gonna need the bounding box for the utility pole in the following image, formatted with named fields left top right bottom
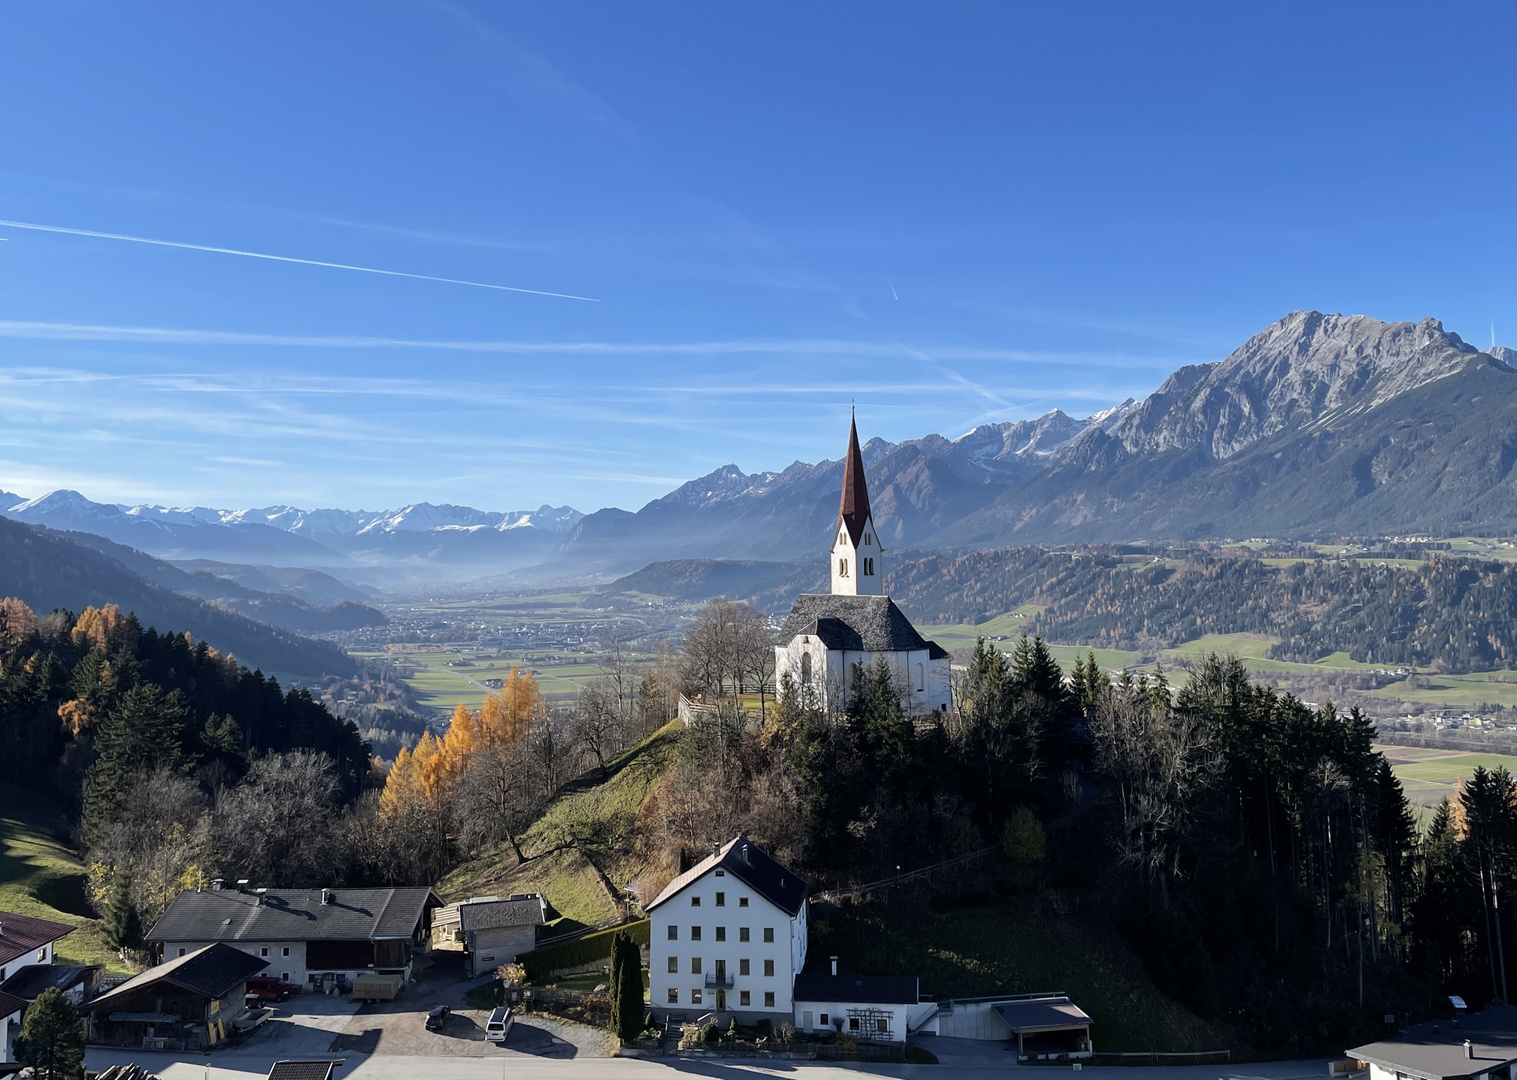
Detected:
left=1497, top=874, right=1511, bottom=1003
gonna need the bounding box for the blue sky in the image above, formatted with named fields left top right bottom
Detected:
left=1, top=2, right=1514, bottom=513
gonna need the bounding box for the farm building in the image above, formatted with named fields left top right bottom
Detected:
left=793, top=969, right=934, bottom=1044
left=145, top=883, right=441, bottom=993
left=1348, top=1003, right=1517, bottom=1080
left=81, top=943, right=267, bottom=1050
left=432, top=894, right=549, bottom=977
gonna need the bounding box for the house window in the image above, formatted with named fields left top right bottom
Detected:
left=691, top=926, right=702, bottom=941
left=739, top=897, right=749, bottom=908
left=691, top=896, right=701, bottom=906
left=692, top=989, right=703, bottom=1005
left=715, top=869, right=724, bottom=877
left=260, top=947, right=269, bottom=957
left=668, top=925, right=678, bottom=940
left=764, top=992, right=775, bottom=1008
left=282, top=972, right=290, bottom=982
left=691, top=958, right=701, bottom=974
left=741, top=990, right=751, bottom=1007
left=739, top=959, right=750, bottom=976
left=667, top=957, right=678, bottom=974
left=716, top=927, right=726, bottom=942
left=820, top=1013, right=829, bottom=1026
left=36, top=947, right=46, bottom=962
left=849, top=1018, right=860, bottom=1031
left=282, top=947, right=291, bottom=957
left=715, top=892, right=725, bottom=907
left=668, top=988, right=679, bottom=1004
left=876, top=1019, right=889, bottom=1033
left=739, top=927, right=750, bottom=942
left=764, top=959, right=775, bottom=977
left=178, top=948, right=187, bottom=957
left=763, top=928, right=774, bottom=943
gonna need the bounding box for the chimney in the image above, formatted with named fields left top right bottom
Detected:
left=830, top=956, right=838, bottom=976
left=321, top=889, right=333, bottom=906
left=211, top=879, right=223, bottom=891
left=236, top=879, right=250, bottom=893
left=741, top=843, right=750, bottom=864
left=1466, top=1040, right=1474, bottom=1060
left=255, top=888, right=267, bottom=905
left=712, top=841, right=720, bottom=859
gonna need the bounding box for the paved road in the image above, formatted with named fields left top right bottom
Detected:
left=85, top=1047, right=1335, bottom=1080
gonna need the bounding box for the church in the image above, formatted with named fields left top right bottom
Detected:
left=773, top=416, right=951, bottom=715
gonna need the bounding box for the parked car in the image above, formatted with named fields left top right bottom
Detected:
left=245, top=976, right=296, bottom=1002
left=425, top=1006, right=451, bottom=1033
left=485, top=1006, right=513, bottom=1043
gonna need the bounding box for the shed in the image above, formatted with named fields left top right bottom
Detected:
left=992, top=995, right=1093, bottom=1061
left=457, top=895, right=548, bottom=976
left=81, top=943, right=267, bottom=1050
left=1, top=963, right=99, bottom=1006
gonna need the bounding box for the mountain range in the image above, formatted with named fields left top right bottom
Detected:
left=9, top=311, right=1517, bottom=584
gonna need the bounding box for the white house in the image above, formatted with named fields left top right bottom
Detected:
left=793, top=968, right=935, bottom=1044
left=145, top=884, right=441, bottom=992
left=647, top=836, right=809, bottom=1027
left=774, top=416, right=951, bottom=716
left=0, top=909, right=73, bottom=1066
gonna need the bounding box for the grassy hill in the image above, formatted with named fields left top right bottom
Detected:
left=440, top=721, right=1222, bottom=1052
left=0, top=784, right=124, bottom=973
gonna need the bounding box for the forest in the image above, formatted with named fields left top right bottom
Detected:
left=887, top=547, right=1517, bottom=672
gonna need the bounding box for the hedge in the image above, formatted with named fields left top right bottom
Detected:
left=520, top=919, right=650, bottom=983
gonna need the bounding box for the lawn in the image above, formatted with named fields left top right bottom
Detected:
left=1373, top=746, right=1517, bottom=822
left=811, top=892, right=1222, bottom=1053
left=0, top=783, right=126, bottom=973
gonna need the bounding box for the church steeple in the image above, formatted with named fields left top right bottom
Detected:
left=830, top=412, right=882, bottom=596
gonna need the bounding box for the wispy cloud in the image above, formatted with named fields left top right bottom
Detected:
left=0, top=219, right=599, bottom=301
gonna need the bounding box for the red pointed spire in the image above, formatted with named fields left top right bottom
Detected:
left=838, top=411, right=872, bottom=546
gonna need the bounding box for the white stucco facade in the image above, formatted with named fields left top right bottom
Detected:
left=829, top=514, right=883, bottom=596
left=648, top=841, right=808, bottom=1027
left=774, top=635, right=951, bottom=716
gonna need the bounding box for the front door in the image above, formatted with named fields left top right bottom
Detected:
left=716, top=989, right=726, bottom=1012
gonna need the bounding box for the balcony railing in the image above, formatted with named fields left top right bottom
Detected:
left=703, top=972, right=734, bottom=989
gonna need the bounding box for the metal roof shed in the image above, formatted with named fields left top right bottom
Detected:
left=991, top=995, right=1093, bottom=1062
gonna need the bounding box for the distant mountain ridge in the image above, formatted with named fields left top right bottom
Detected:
left=12, top=311, right=1517, bottom=584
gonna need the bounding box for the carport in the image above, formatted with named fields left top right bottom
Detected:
left=991, top=995, right=1093, bottom=1062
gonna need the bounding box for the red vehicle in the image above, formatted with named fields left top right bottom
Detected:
left=245, top=975, right=297, bottom=1002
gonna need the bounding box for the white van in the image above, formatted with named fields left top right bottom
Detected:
left=486, top=1006, right=513, bottom=1043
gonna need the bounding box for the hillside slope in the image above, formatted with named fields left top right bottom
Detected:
left=0, top=517, right=356, bottom=677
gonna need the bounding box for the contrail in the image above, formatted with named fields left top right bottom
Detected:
left=888, top=276, right=900, bottom=302
left=0, top=218, right=599, bottom=302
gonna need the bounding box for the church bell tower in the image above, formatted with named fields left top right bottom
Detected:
left=830, top=413, right=882, bottom=596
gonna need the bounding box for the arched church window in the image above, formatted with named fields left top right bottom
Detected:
left=839, top=558, right=848, bottom=577
left=917, top=663, right=925, bottom=691
left=800, top=653, right=812, bottom=685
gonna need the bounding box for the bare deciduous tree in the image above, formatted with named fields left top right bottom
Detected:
left=212, top=750, right=341, bottom=888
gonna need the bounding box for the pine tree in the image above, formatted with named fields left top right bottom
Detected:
left=614, top=932, right=644, bottom=1041
left=608, top=929, right=625, bottom=1038
left=101, top=872, right=143, bottom=955
left=15, top=987, right=85, bottom=1080
left=82, top=683, right=190, bottom=844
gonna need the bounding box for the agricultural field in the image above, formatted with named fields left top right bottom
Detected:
left=1376, top=745, right=1517, bottom=819
left=348, top=645, right=632, bottom=711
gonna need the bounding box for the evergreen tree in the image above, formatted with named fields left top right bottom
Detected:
left=15, top=987, right=85, bottom=1080
left=614, top=932, right=644, bottom=1041
left=82, top=683, right=190, bottom=844
left=101, top=871, right=143, bottom=955
left=608, top=928, right=626, bottom=1038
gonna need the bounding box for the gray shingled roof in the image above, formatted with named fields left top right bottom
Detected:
left=0, top=989, right=25, bottom=1019
left=779, top=594, right=942, bottom=654
left=84, top=943, right=267, bottom=1011
left=648, top=835, right=810, bottom=917
left=459, top=896, right=547, bottom=933
left=0, top=963, right=93, bottom=1001
left=992, top=996, right=1092, bottom=1033
left=793, top=973, right=919, bottom=1005
left=1349, top=1004, right=1517, bottom=1080
left=145, top=887, right=440, bottom=945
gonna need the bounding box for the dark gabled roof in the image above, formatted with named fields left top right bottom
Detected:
left=459, top=896, right=547, bottom=933
left=837, top=414, right=873, bottom=547
left=267, top=1061, right=341, bottom=1080
left=779, top=594, right=937, bottom=654
left=84, top=943, right=267, bottom=1012
left=0, top=909, right=74, bottom=968
left=1349, top=1004, right=1517, bottom=1080
left=793, top=973, right=919, bottom=1006
left=145, top=886, right=440, bottom=945
left=0, top=964, right=93, bottom=1001
left=0, top=989, right=26, bottom=1019
left=992, top=996, right=1092, bottom=1033
left=648, top=835, right=810, bottom=917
